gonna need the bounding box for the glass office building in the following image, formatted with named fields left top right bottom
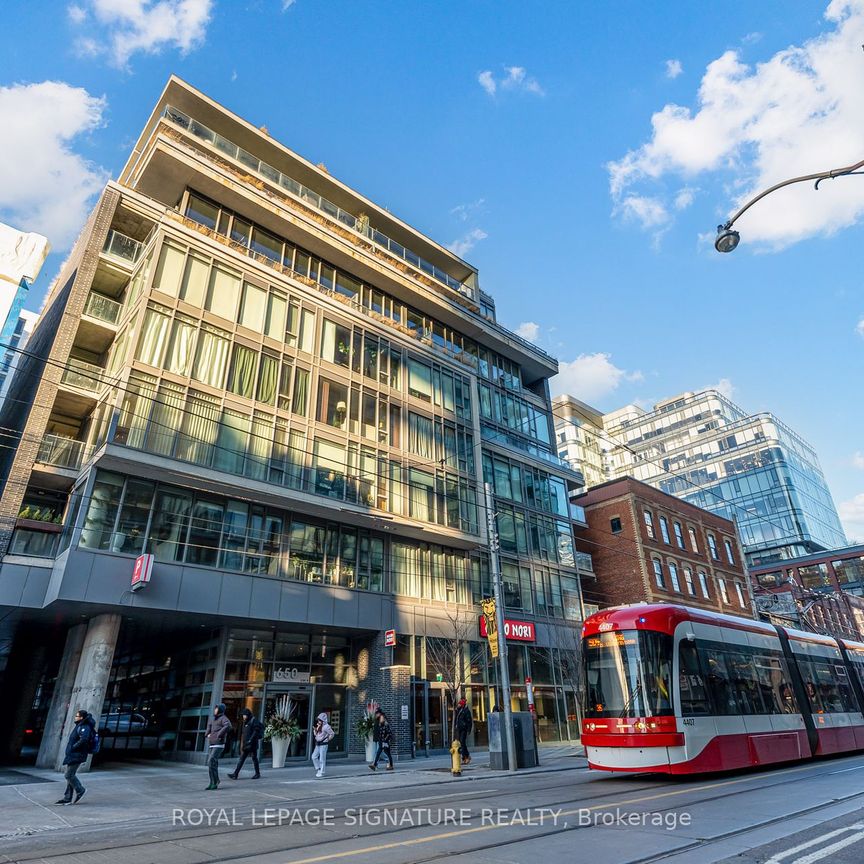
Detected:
left=602, top=389, right=846, bottom=566
left=0, top=77, right=586, bottom=765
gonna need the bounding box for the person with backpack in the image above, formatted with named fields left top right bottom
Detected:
left=368, top=709, right=394, bottom=771
left=205, top=703, right=231, bottom=790
left=311, top=712, right=335, bottom=778
left=55, top=708, right=96, bottom=805
left=454, top=697, right=473, bottom=764
left=228, top=708, right=263, bottom=780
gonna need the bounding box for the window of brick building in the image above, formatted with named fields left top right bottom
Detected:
left=688, top=526, right=699, bottom=553
left=668, top=561, right=681, bottom=592
left=673, top=521, right=686, bottom=549
left=718, top=577, right=729, bottom=604
left=610, top=517, right=622, bottom=534
left=707, top=533, right=719, bottom=561
left=659, top=516, right=671, bottom=544
left=698, top=571, right=709, bottom=598
left=683, top=567, right=695, bottom=595
left=644, top=511, right=655, bottom=539
left=724, top=538, right=735, bottom=565
left=652, top=558, right=665, bottom=589
left=735, top=582, right=746, bottom=607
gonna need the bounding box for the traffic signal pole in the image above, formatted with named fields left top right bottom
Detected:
left=485, top=482, right=518, bottom=773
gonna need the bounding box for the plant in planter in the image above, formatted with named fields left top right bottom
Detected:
left=264, top=696, right=301, bottom=768
left=356, top=702, right=379, bottom=763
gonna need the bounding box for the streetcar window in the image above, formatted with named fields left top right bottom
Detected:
left=679, top=640, right=711, bottom=715
left=582, top=630, right=674, bottom=718
left=754, top=656, right=798, bottom=715
left=795, top=657, right=858, bottom=714
left=725, top=649, right=767, bottom=715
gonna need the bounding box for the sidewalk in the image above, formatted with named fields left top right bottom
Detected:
left=0, top=742, right=586, bottom=842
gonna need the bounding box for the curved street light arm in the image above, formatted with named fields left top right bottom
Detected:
left=722, top=157, right=864, bottom=230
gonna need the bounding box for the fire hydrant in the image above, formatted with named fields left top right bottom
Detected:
left=450, top=739, right=462, bottom=776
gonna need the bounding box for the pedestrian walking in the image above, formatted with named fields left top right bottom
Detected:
left=228, top=708, right=263, bottom=780
left=455, top=698, right=473, bottom=764
left=368, top=709, right=394, bottom=771
left=55, top=708, right=96, bottom=805
left=205, top=703, right=231, bottom=790
left=311, top=712, right=335, bottom=778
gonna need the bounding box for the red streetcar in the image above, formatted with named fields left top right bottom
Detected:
left=581, top=604, right=864, bottom=774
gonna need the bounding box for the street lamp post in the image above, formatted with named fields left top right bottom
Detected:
left=714, top=156, right=864, bottom=253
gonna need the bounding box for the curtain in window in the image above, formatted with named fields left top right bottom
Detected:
left=116, top=372, right=156, bottom=448
left=137, top=307, right=170, bottom=367
left=408, top=412, right=434, bottom=460
left=257, top=354, right=278, bottom=405
left=165, top=317, right=196, bottom=375
left=147, top=490, right=191, bottom=561
left=180, top=255, right=208, bottom=306
left=292, top=368, right=309, bottom=415
left=240, top=282, right=267, bottom=330
left=265, top=294, right=286, bottom=339
left=409, top=468, right=434, bottom=522
left=214, top=409, right=250, bottom=474
left=228, top=344, right=257, bottom=399
left=246, top=414, right=273, bottom=480
left=408, top=359, right=432, bottom=401
left=176, top=392, right=220, bottom=466
left=192, top=326, right=230, bottom=388
left=153, top=243, right=185, bottom=297
left=206, top=266, right=241, bottom=320
left=144, top=381, right=184, bottom=456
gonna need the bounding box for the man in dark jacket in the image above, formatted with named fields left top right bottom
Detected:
left=455, top=698, right=473, bottom=764
left=228, top=708, right=263, bottom=779
left=369, top=710, right=394, bottom=771
left=55, top=709, right=94, bottom=805
left=205, top=703, right=231, bottom=790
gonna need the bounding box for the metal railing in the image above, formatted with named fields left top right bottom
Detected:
left=83, top=292, right=122, bottom=326
left=102, top=229, right=142, bottom=264
left=161, top=106, right=474, bottom=302
left=61, top=358, right=104, bottom=394
left=36, top=434, right=87, bottom=470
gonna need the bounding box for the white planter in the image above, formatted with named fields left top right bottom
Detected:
left=364, top=736, right=376, bottom=763
left=271, top=737, right=289, bottom=769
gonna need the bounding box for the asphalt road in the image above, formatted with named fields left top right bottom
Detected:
left=4, top=751, right=864, bottom=864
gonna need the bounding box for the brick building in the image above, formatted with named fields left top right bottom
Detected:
left=573, top=477, right=752, bottom=615
left=749, top=544, right=864, bottom=640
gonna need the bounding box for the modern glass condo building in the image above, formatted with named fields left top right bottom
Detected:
left=0, top=78, right=586, bottom=765
left=601, top=389, right=846, bottom=566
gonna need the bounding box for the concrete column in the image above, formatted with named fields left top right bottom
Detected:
left=54, top=613, right=121, bottom=772
left=36, top=623, right=87, bottom=769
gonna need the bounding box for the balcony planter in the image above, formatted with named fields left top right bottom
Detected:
left=15, top=519, right=62, bottom=533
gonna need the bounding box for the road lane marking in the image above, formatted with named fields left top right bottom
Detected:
left=788, top=828, right=864, bottom=864
left=373, top=790, right=498, bottom=808
left=283, top=762, right=848, bottom=864
left=828, top=765, right=864, bottom=774
left=765, top=823, right=864, bottom=863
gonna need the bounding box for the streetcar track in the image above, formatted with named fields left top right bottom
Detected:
left=7, top=756, right=864, bottom=864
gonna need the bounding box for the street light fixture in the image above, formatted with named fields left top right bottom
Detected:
left=713, top=156, right=864, bottom=253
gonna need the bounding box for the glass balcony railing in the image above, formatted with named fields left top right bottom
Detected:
left=162, top=106, right=474, bottom=302
left=83, top=292, right=122, bottom=326
left=61, top=359, right=104, bottom=394
left=102, top=229, right=142, bottom=265
left=576, top=550, right=593, bottom=572
left=36, top=434, right=87, bottom=470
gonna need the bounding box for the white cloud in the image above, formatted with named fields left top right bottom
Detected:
left=478, top=71, right=497, bottom=96
left=70, top=0, right=213, bottom=68
left=674, top=187, right=696, bottom=210
left=551, top=353, right=643, bottom=402
left=618, top=194, right=668, bottom=229
left=450, top=198, right=485, bottom=222
left=0, top=81, right=109, bottom=249
left=665, top=59, right=683, bottom=79
left=853, top=452, right=864, bottom=469
left=478, top=66, right=544, bottom=97
left=839, top=493, right=864, bottom=542
left=856, top=318, right=864, bottom=337
left=608, top=1, right=864, bottom=248
left=515, top=322, right=540, bottom=342
left=448, top=227, right=488, bottom=258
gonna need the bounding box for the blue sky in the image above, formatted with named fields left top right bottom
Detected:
left=2, top=0, right=863, bottom=537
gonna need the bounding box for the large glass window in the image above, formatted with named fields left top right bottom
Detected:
left=239, top=282, right=267, bottom=331
left=114, top=480, right=155, bottom=555
left=145, top=381, right=184, bottom=456
left=227, top=343, right=257, bottom=399
left=80, top=472, right=124, bottom=550
left=192, top=325, right=230, bottom=388
left=137, top=306, right=170, bottom=367
left=205, top=265, right=241, bottom=320
left=147, top=488, right=191, bottom=561
left=176, top=392, right=220, bottom=466
left=214, top=410, right=251, bottom=474
left=180, top=254, right=209, bottom=306
left=153, top=242, right=185, bottom=297
left=165, top=315, right=196, bottom=376
left=317, top=378, right=349, bottom=430
left=583, top=630, right=674, bottom=718
left=186, top=498, right=224, bottom=566
left=321, top=319, right=351, bottom=367
left=408, top=358, right=433, bottom=402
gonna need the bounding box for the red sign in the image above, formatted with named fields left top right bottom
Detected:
left=384, top=629, right=396, bottom=647
left=131, top=554, right=154, bottom=592
left=478, top=616, right=535, bottom=642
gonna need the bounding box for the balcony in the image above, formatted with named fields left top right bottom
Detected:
left=102, top=229, right=142, bottom=266
left=36, top=434, right=88, bottom=470
left=161, top=106, right=474, bottom=303
left=83, top=291, right=122, bottom=326
left=61, top=359, right=104, bottom=394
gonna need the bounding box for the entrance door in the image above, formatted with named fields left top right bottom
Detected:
left=428, top=686, right=448, bottom=749
left=262, top=686, right=312, bottom=760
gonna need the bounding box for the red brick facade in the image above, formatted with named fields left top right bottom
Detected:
left=574, top=477, right=751, bottom=616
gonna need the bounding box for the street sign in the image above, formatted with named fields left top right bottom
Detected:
left=384, top=629, right=396, bottom=647
left=131, top=554, right=153, bottom=592
left=401, top=704, right=409, bottom=720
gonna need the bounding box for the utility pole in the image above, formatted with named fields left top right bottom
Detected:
left=484, top=482, right=517, bottom=773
